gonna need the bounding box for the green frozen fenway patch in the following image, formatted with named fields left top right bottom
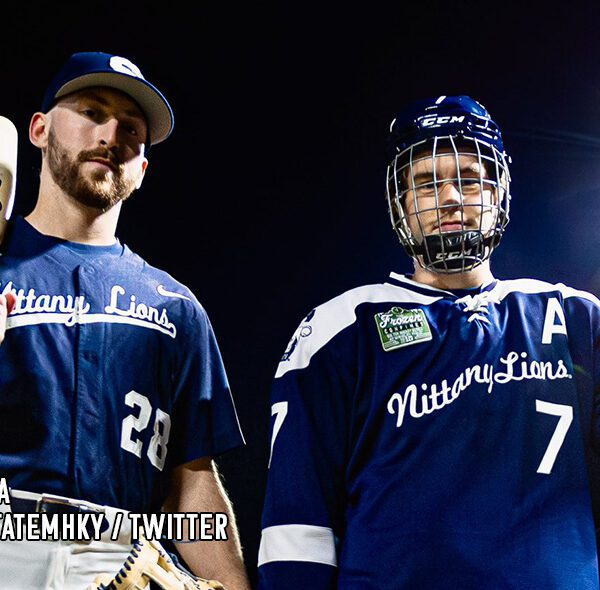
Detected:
left=374, top=307, right=432, bottom=351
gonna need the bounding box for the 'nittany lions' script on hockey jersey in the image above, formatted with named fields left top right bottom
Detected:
left=259, top=272, right=600, bottom=589
left=0, top=217, right=244, bottom=512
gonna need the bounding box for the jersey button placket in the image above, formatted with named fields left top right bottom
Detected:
left=73, top=264, right=101, bottom=494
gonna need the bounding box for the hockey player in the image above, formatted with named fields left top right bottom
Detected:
left=258, top=95, right=600, bottom=589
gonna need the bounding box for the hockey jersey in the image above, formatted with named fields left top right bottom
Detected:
left=258, top=272, right=600, bottom=589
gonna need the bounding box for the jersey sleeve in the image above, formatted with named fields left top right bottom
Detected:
left=258, top=309, right=355, bottom=590
left=559, top=288, right=600, bottom=543
left=168, top=302, right=244, bottom=467
left=589, top=300, right=600, bottom=448
left=560, top=290, right=600, bottom=449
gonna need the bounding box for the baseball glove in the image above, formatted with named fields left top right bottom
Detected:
left=89, top=535, right=226, bottom=590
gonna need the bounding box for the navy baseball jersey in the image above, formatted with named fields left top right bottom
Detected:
left=0, top=217, right=244, bottom=513
left=258, top=272, right=600, bottom=589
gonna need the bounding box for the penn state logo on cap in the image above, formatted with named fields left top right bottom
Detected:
left=108, top=56, right=144, bottom=79
left=41, top=52, right=174, bottom=146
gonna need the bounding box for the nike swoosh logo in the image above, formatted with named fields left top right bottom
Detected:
left=157, top=285, right=191, bottom=301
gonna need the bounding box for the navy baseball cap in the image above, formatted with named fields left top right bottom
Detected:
left=41, top=52, right=174, bottom=145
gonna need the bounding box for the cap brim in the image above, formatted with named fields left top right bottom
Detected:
left=54, top=72, right=174, bottom=145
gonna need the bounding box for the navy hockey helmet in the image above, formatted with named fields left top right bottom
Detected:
left=386, top=95, right=511, bottom=274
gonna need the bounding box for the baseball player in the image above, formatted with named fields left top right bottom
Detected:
left=0, top=52, right=250, bottom=590
left=258, top=95, right=600, bottom=588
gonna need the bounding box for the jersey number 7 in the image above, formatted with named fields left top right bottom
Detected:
left=535, top=399, right=573, bottom=475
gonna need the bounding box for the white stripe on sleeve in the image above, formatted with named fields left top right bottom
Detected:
left=258, top=524, right=337, bottom=567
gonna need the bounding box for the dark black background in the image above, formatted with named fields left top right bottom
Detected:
left=5, top=2, right=600, bottom=586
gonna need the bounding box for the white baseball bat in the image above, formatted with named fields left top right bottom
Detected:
left=0, top=116, right=17, bottom=244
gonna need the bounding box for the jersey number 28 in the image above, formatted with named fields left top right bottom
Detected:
left=121, top=390, right=172, bottom=471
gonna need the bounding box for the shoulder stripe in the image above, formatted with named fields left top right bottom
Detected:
left=258, top=524, right=337, bottom=568
left=157, top=284, right=192, bottom=301
left=275, top=283, right=442, bottom=378
left=492, top=279, right=600, bottom=306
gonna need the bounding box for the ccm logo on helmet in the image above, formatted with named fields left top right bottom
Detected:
left=421, top=115, right=466, bottom=127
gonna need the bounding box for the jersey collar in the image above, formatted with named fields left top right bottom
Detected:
left=5, top=216, right=124, bottom=258
left=387, top=272, right=498, bottom=299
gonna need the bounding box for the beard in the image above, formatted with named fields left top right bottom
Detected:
left=47, top=128, right=139, bottom=212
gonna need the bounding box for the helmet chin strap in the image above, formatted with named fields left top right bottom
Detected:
left=412, top=231, right=493, bottom=273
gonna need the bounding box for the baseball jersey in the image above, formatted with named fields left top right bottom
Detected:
left=258, top=272, right=600, bottom=589
left=0, top=216, right=244, bottom=513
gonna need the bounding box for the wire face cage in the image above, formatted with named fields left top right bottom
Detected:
left=386, top=134, right=511, bottom=274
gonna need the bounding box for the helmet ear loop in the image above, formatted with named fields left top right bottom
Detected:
left=480, top=144, right=509, bottom=253
left=474, top=138, right=487, bottom=270
left=495, top=156, right=511, bottom=232
left=385, top=164, right=400, bottom=236
left=387, top=156, right=420, bottom=262
left=400, top=146, right=426, bottom=265
left=488, top=175, right=508, bottom=251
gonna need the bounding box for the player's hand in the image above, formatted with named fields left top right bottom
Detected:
left=0, top=293, right=16, bottom=344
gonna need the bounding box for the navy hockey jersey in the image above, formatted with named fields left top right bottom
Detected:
left=0, top=217, right=244, bottom=513
left=258, top=272, right=600, bottom=589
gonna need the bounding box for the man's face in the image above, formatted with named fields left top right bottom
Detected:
left=45, top=87, right=148, bottom=211
left=401, top=149, right=499, bottom=242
